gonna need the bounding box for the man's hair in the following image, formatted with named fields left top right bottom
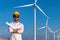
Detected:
left=13, top=15, right=19, bottom=18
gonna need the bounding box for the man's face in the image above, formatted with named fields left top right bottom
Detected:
left=13, top=15, right=19, bottom=21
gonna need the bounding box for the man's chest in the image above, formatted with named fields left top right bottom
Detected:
left=11, top=23, right=22, bottom=29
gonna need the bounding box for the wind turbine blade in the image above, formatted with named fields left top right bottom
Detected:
left=54, top=30, right=58, bottom=33
left=38, top=27, right=45, bottom=30
left=47, top=27, right=53, bottom=33
left=14, top=4, right=34, bottom=8
left=35, top=0, right=37, bottom=3
left=36, top=5, right=48, bottom=17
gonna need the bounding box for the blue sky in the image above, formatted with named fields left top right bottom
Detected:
left=0, top=0, right=60, bottom=40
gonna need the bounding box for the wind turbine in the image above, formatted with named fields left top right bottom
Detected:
left=52, top=30, right=58, bottom=40
left=38, top=21, right=54, bottom=40
left=57, top=35, right=60, bottom=40
left=57, top=32, right=60, bottom=40
left=39, top=26, right=58, bottom=40
left=14, top=0, right=48, bottom=40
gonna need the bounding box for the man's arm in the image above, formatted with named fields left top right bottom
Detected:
left=9, top=27, right=21, bottom=34
left=6, top=22, right=21, bottom=34
left=12, top=29, right=21, bottom=34
left=17, top=24, right=24, bottom=34
left=13, top=29, right=18, bottom=33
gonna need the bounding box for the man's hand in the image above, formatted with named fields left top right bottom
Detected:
left=13, top=29, right=18, bottom=33
left=13, top=28, right=21, bottom=34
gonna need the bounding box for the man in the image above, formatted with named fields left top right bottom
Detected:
left=8, top=11, right=24, bottom=40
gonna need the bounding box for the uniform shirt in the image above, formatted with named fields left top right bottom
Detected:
left=9, top=22, right=24, bottom=34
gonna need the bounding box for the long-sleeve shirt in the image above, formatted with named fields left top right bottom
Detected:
left=8, top=22, right=24, bottom=40
left=9, top=22, right=24, bottom=34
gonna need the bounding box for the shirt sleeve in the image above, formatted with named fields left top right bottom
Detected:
left=17, top=24, right=24, bottom=34
left=9, top=27, right=13, bottom=33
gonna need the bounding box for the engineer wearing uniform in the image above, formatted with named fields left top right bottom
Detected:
left=8, top=11, right=24, bottom=40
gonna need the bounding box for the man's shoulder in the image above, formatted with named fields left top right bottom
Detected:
left=18, top=22, right=24, bottom=27
left=10, top=22, right=24, bottom=26
left=19, top=22, right=24, bottom=26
